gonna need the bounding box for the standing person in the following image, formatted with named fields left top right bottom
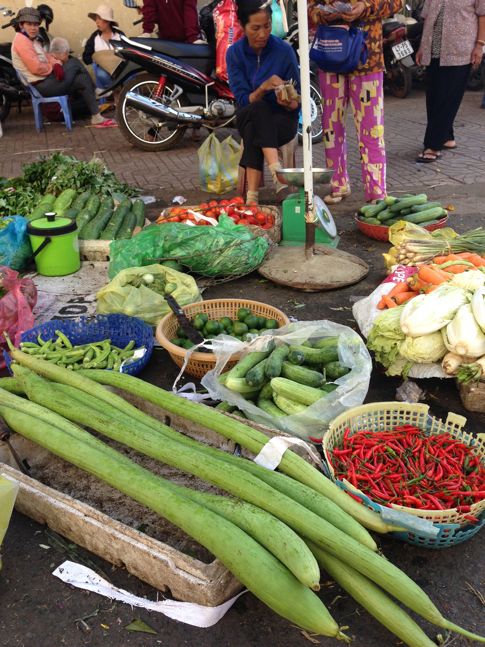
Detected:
left=226, top=0, right=301, bottom=204
left=310, top=0, right=403, bottom=204
left=82, top=4, right=124, bottom=91
left=415, top=0, right=485, bottom=162
left=11, top=7, right=116, bottom=128
left=140, top=0, right=201, bottom=42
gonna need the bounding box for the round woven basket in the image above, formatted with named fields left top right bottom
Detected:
left=155, top=298, right=290, bottom=379
left=324, top=402, right=485, bottom=549
left=355, top=215, right=448, bottom=242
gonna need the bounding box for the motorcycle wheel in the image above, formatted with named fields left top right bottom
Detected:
left=298, top=80, right=323, bottom=144
left=117, top=74, right=187, bottom=152
left=388, top=63, right=412, bottom=99
left=0, top=92, right=11, bottom=122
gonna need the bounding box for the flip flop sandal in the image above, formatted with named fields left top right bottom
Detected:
left=416, top=151, right=440, bottom=163
left=324, top=189, right=351, bottom=205
left=94, top=119, right=118, bottom=129
left=443, top=143, right=458, bottom=150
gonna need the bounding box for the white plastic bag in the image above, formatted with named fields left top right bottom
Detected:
left=201, top=321, right=372, bottom=440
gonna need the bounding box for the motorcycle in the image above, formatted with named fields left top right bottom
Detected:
left=382, top=18, right=414, bottom=98
left=108, top=1, right=323, bottom=151
left=0, top=4, right=53, bottom=122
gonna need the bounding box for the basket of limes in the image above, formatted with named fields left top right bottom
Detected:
left=155, top=299, right=290, bottom=378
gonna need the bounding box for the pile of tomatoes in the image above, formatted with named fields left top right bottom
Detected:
left=156, top=196, right=275, bottom=230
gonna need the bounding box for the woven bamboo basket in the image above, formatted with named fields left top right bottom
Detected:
left=323, top=402, right=485, bottom=548
left=459, top=378, right=485, bottom=413
left=159, top=205, right=282, bottom=243
left=156, top=298, right=289, bottom=379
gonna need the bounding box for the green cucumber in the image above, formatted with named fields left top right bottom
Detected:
left=131, top=199, right=146, bottom=228
left=257, top=398, right=287, bottom=418
left=271, top=377, right=326, bottom=406
left=358, top=201, right=387, bottom=218
left=53, top=189, right=77, bottom=216
left=410, top=201, right=442, bottom=212
left=281, top=362, right=325, bottom=388
left=246, top=359, right=269, bottom=388
left=273, top=393, right=307, bottom=415
left=376, top=209, right=394, bottom=222
left=288, top=344, right=338, bottom=366
left=116, top=211, right=137, bottom=240
left=401, top=207, right=447, bottom=224
left=265, top=344, right=290, bottom=379
left=389, top=194, right=428, bottom=213
left=72, top=190, right=92, bottom=211
left=225, top=348, right=273, bottom=381
left=324, top=361, right=350, bottom=380
left=79, top=197, right=114, bottom=240
left=258, top=382, right=274, bottom=400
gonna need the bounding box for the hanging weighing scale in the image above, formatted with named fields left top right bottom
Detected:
left=278, top=168, right=339, bottom=247
left=257, top=0, right=368, bottom=291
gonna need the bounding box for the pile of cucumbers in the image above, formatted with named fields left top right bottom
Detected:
left=358, top=193, right=448, bottom=228
left=171, top=307, right=280, bottom=351
left=28, top=189, right=146, bottom=240
left=218, top=336, right=350, bottom=418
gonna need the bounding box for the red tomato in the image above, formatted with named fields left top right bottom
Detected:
left=208, top=200, right=218, bottom=207
left=238, top=218, right=249, bottom=225
left=261, top=223, right=272, bottom=229
left=256, top=213, right=267, bottom=224
left=247, top=216, right=257, bottom=225
left=227, top=215, right=239, bottom=223
left=167, top=216, right=180, bottom=222
left=233, top=196, right=245, bottom=205
left=199, top=202, right=208, bottom=210
left=206, top=209, right=216, bottom=218
left=226, top=206, right=235, bottom=216
left=219, top=199, right=229, bottom=206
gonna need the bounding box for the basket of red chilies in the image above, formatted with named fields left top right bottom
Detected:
left=323, top=402, right=485, bottom=548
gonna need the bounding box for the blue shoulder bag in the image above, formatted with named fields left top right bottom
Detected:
left=310, top=24, right=368, bottom=74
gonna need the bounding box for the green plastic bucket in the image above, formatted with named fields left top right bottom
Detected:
left=27, top=212, right=81, bottom=276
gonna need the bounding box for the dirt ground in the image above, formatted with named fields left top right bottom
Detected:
left=1, top=186, right=485, bottom=644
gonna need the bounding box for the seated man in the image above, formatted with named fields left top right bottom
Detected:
left=11, top=7, right=115, bottom=128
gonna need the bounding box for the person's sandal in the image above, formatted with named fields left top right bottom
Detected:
left=323, top=188, right=351, bottom=205
left=416, top=150, right=440, bottom=163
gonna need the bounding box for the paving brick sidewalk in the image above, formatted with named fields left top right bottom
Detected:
left=0, top=88, right=484, bottom=201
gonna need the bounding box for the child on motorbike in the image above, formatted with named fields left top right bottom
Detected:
left=227, top=0, right=301, bottom=204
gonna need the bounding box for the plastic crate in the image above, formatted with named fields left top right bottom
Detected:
left=19, top=314, right=154, bottom=375
left=323, top=402, right=484, bottom=549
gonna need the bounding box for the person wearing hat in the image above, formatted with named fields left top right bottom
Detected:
left=11, top=6, right=116, bottom=127
left=82, top=4, right=124, bottom=91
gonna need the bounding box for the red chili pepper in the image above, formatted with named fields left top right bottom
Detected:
left=462, top=514, right=480, bottom=524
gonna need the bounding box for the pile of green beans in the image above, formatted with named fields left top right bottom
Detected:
left=19, top=331, right=138, bottom=371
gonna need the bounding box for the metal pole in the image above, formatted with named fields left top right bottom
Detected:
left=295, top=0, right=315, bottom=254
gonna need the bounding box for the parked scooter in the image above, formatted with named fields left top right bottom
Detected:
left=0, top=4, right=53, bottom=121
left=108, top=0, right=323, bottom=151
left=382, top=17, right=414, bottom=98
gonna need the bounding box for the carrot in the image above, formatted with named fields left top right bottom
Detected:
left=417, top=266, right=449, bottom=286
left=383, top=295, right=398, bottom=309
left=433, top=254, right=461, bottom=264
left=465, top=254, right=485, bottom=268
left=442, top=264, right=468, bottom=274
left=428, top=265, right=454, bottom=280
left=393, top=291, right=416, bottom=305
left=387, top=282, right=410, bottom=298
left=377, top=296, right=387, bottom=310
left=407, top=275, right=428, bottom=292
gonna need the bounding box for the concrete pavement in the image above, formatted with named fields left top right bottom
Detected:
left=1, top=88, right=484, bottom=203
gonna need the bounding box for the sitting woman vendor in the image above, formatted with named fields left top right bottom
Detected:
left=226, top=0, right=301, bottom=204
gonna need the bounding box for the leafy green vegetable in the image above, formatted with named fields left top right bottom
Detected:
left=399, top=332, right=447, bottom=364
left=366, top=305, right=405, bottom=372
left=22, top=153, right=139, bottom=197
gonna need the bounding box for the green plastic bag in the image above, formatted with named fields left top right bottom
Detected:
left=198, top=133, right=241, bottom=194
left=96, top=264, right=201, bottom=325
left=108, top=215, right=269, bottom=280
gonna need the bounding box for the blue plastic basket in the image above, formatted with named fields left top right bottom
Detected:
left=18, top=314, right=154, bottom=375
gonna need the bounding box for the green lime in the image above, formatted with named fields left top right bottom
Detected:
left=204, top=320, right=222, bottom=335
left=176, top=326, right=187, bottom=338
left=192, top=314, right=206, bottom=330
left=248, top=328, right=259, bottom=335
left=194, top=312, right=208, bottom=325
left=181, top=339, right=194, bottom=349
left=237, top=307, right=251, bottom=322
left=219, top=316, right=233, bottom=331
left=265, top=318, right=279, bottom=330
left=171, top=337, right=184, bottom=347
left=244, top=314, right=259, bottom=329
left=233, top=321, right=248, bottom=336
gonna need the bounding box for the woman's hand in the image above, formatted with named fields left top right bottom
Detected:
left=471, top=43, right=484, bottom=67
left=276, top=94, right=299, bottom=110
left=341, top=1, right=366, bottom=22
left=415, top=48, right=424, bottom=66
left=260, top=75, right=285, bottom=93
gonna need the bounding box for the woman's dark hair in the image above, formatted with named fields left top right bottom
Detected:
left=236, top=0, right=272, bottom=27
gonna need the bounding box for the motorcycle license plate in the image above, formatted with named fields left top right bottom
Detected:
left=392, top=40, right=414, bottom=61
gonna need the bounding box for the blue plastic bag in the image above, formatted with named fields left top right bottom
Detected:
left=310, top=24, right=368, bottom=74
left=0, top=216, right=32, bottom=271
